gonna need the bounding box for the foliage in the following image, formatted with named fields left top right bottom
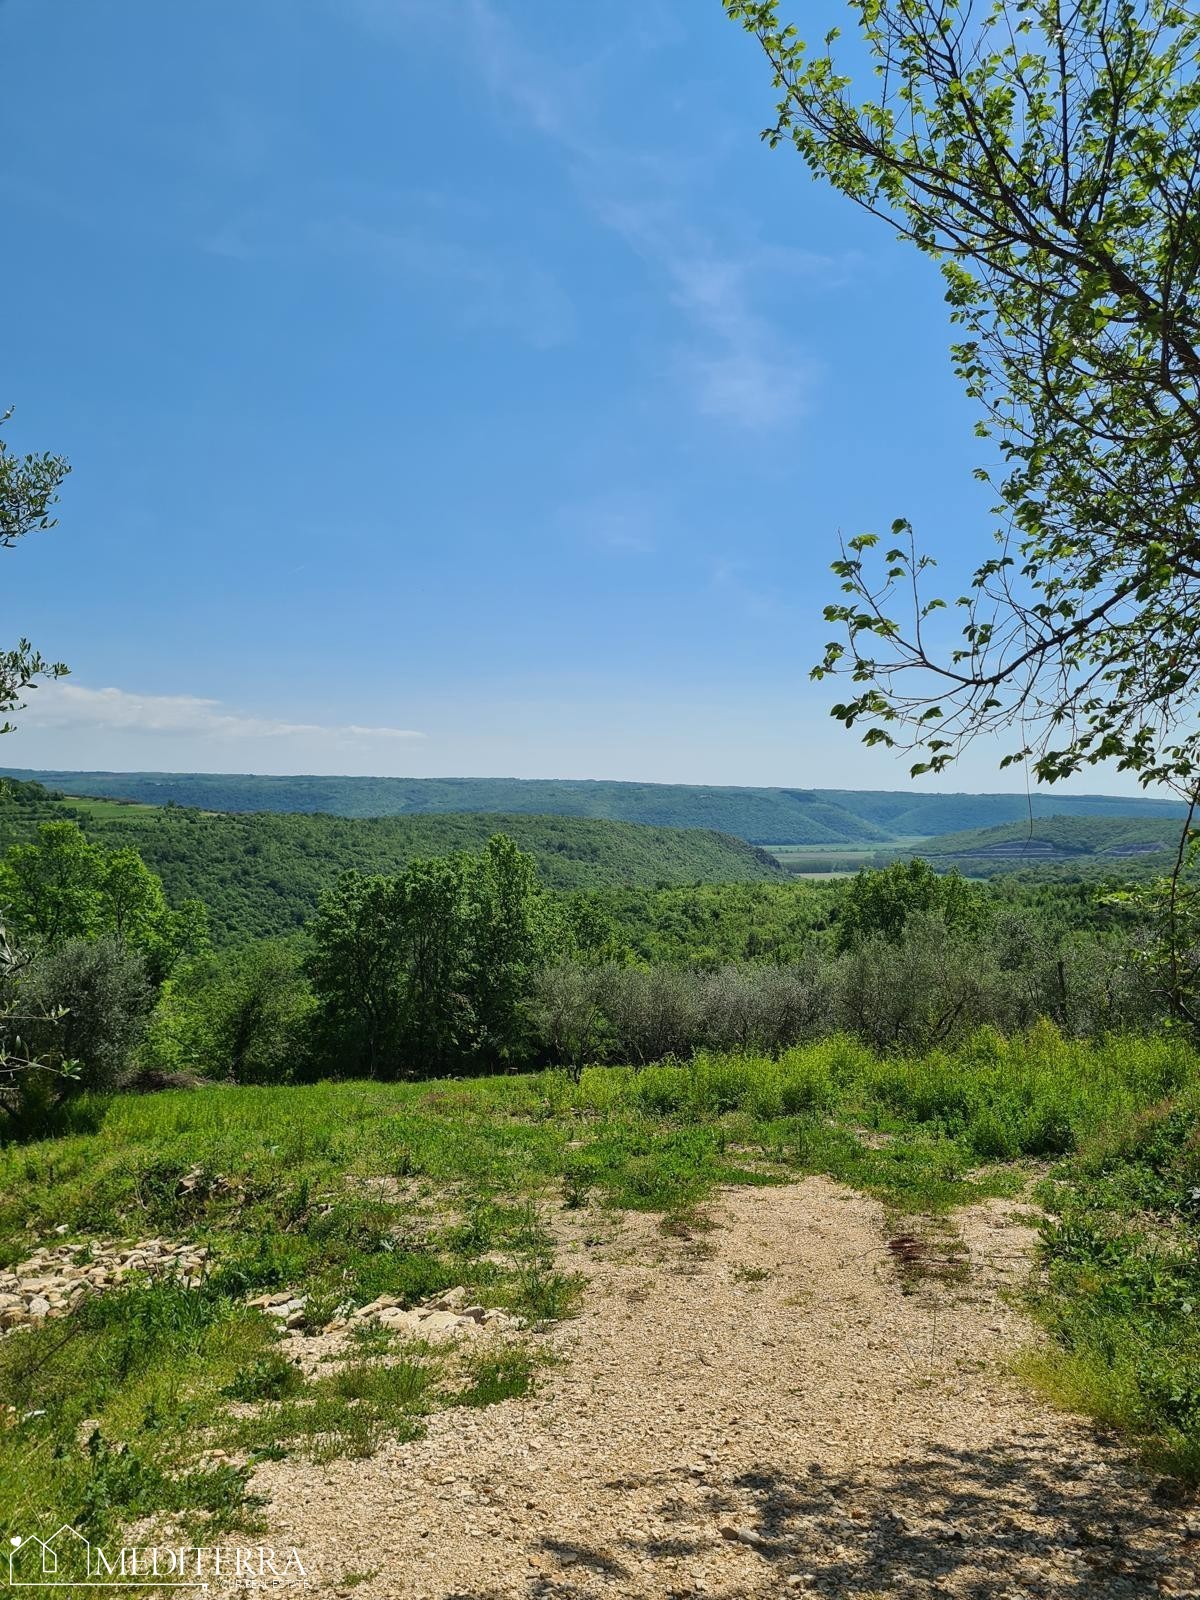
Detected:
left=728, top=0, right=1200, bottom=791
left=0, top=819, right=202, bottom=1121
left=141, top=941, right=314, bottom=1085
left=527, top=962, right=612, bottom=1079
left=531, top=921, right=1155, bottom=1066
left=15, top=937, right=154, bottom=1094
left=107, top=850, right=1162, bottom=1086
left=308, top=836, right=565, bottom=1077
left=568, top=880, right=838, bottom=965
left=0, top=792, right=777, bottom=944
left=1027, top=1089, right=1200, bottom=1480
left=468, top=833, right=568, bottom=1062
left=1, top=767, right=1186, bottom=843
left=0, top=820, right=206, bottom=978
left=0, top=415, right=69, bottom=735
left=834, top=858, right=985, bottom=952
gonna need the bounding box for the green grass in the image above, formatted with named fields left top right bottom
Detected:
left=2, top=1026, right=1198, bottom=1543
left=59, top=795, right=159, bottom=821
left=1021, top=1091, right=1200, bottom=1482
left=766, top=836, right=928, bottom=870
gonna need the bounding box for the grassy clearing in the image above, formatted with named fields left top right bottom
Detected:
left=1, top=1025, right=1198, bottom=1541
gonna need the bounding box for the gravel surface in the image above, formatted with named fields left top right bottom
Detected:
left=234, top=1178, right=1200, bottom=1598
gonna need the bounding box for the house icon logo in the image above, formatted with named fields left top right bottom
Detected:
left=5, top=1527, right=303, bottom=1588
left=8, top=1526, right=93, bottom=1586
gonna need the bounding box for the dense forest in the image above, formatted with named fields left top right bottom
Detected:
left=0, top=768, right=1184, bottom=842
left=0, top=785, right=1162, bottom=1105
left=0, top=782, right=781, bottom=942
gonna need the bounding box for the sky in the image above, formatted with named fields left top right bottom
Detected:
left=0, top=0, right=1146, bottom=793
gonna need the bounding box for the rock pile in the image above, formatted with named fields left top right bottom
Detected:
left=0, top=1237, right=210, bottom=1331
left=246, top=1283, right=523, bottom=1340
left=351, top=1291, right=522, bottom=1340
left=246, top=1291, right=312, bottom=1330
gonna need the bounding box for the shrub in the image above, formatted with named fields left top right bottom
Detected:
left=17, top=937, right=153, bottom=1093
left=141, top=942, right=313, bottom=1085
left=528, top=963, right=611, bottom=1078
left=834, top=915, right=1010, bottom=1052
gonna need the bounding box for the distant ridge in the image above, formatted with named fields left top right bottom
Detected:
left=0, top=769, right=1185, bottom=844
left=0, top=780, right=781, bottom=942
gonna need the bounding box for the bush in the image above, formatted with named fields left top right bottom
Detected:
left=834, top=915, right=1011, bottom=1052
left=531, top=903, right=1155, bottom=1075
left=601, top=966, right=705, bottom=1065
left=17, top=937, right=153, bottom=1093
left=528, top=963, right=611, bottom=1078
left=141, top=941, right=313, bottom=1085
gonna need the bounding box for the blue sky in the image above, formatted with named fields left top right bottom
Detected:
left=0, top=0, right=1140, bottom=791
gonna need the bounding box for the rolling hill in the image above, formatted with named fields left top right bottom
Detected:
left=912, top=815, right=1181, bottom=878
left=0, top=783, right=782, bottom=942
left=0, top=769, right=1185, bottom=842
left=809, top=788, right=1186, bottom=836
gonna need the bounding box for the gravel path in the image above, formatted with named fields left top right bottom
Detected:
left=244, top=1178, right=1200, bottom=1598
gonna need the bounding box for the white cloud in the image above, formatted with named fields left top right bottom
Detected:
left=20, top=684, right=424, bottom=744
left=596, top=202, right=817, bottom=428
left=345, top=0, right=822, bottom=428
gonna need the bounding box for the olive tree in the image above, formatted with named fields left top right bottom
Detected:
left=0, top=410, right=69, bottom=732
left=0, top=410, right=70, bottom=1113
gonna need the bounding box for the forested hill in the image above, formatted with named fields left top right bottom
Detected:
left=0, top=784, right=781, bottom=942
left=0, top=769, right=1185, bottom=842
left=913, top=814, right=1181, bottom=877
left=809, top=788, right=1186, bottom=836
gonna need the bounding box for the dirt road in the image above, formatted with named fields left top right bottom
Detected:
left=247, top=1178, right=1199, bottom=1598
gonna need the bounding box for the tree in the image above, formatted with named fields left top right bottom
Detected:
left=0, top=822, right=206, bottom=977
left=0, top=411, right=69, bottom=733
left=835, top=914, right=1008, bottom=1051
left=0, top=413, right=70, bottom=1113
left=725, top=0, right=1200, bottom=793
left=142, top=941, right=314, bottom=1085
left=835, top=857, right=985, bottom=951
left=1, top=822, right=102, bottom=947
left=307, top=836, right=564, bottom=1078
left=308, top=872, right=409, bottom=1078
left=468, top=834, right=565, bottom=1064
left=392, top=856, right=475, bottom=1072
left=18, top=938, right=153, bottom=1093
left=307, top=864, right=473, bottom=1079
left=529, top=963, right=612, bottom=1079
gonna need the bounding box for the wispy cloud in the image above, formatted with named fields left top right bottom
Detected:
left=596, top=200, right=819, bottom=429
left=343, top=0, right=827, bottom=429
left=22, top=684, right=424, bottom=745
